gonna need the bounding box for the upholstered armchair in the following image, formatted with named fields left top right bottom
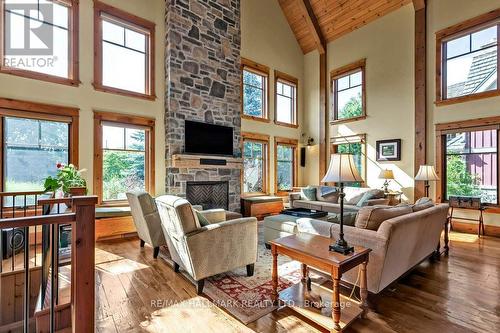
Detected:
left=155, top=195, right=258, bottom=294
left=126, top=191, right=167, bottom=258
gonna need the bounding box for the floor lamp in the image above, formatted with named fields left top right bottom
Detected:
left=322, top=154, right=364, bottom=254
left=415, top=165, right=440, bottom=197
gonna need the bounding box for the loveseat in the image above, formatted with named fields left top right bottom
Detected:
left=296, top=201, right=448, bottom=293
left=289, top=186, right=389, bottom=213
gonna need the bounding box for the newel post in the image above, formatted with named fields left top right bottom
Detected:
left=71, top=196, right=97, bottom=333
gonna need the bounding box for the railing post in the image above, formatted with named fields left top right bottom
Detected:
left=71, top=196, right=97, bottom=333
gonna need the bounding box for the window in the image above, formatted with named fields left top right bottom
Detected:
left=331, top=134, right=366, bottom=187
left=274, top=137, right=298, bottom=194
left=241, top=58, right=269, bottom=121
left=0, top=0, right=79, bottom=85
left=436, top=10, right=500, bottom=105
left=331, top=59, right=366, bottom=123
left=444, top=129, right=498, bottom=204
left=242, top=132, right=269, bottom=195
left=275, top=71, right=298, bottom=127
left=94, top=1, right=155, bottom=99
left=0, top=98, right=79, bottom=194
left=94, top=111, right=155, bottom=205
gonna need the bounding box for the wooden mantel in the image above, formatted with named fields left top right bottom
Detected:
left=171, top=154, right=243, bottom=169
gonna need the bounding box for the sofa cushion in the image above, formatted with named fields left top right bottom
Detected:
left=301, top=186, right=317, bottom=201
left=413, top=197, right=434, bottom=212
left=327, top=211, right=358, bottom=226
left=344, top=187, right=384, bottom=205
left=195, top=210, right=211, bottom=227
left=355, top=205, right=413, bottom=231
left=293, top=200, right=311, bottom=209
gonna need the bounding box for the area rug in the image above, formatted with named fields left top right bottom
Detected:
left=159, top=226, right=324, bottom=324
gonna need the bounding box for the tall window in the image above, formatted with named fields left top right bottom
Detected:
left=94, top=112, right=155, bottom=205
left=274, top=137, right=297, bottom=194
left=331, top=59, right=366, bottom=123
left=436, top=11, right=499, bottom=104
left=275, top=71, right=298, bottom=127
left=94, top=1, right=155, bottom=99
left=242, top=133, right=269, bottom=195
left=0, top=0, right=79, bottom=85
left=331, top=134, right=366, bottom=187
left=444, top=129, right=498, bottom=204
left=241, top=58, right=269, bottom=121
left=0, top=98, right=79, bottom=195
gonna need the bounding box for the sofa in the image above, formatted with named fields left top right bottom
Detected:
left=155, top=195, right=258, bottom=294
left=295, top=201, right=448, bottom=293
left=289, top=186, right=389, bottom=214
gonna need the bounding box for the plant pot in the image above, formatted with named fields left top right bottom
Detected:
left=68, top=186, right=86, bottom=196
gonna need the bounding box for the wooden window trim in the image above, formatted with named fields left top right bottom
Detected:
left=435, top=9, right=500, bottom=106
left=93, top=0, right=156, bottom=100
left=274, top=70, right=299, bottom=128
left=241, top=132, right=270, bottom=197
left=274, top=136, right=298, bottom=196
left=330, top=59, right=367, bottom=124
left=0, top=0, right=80, bottom=86
left=0, top=97, right=79, bottom=191
left=241, top=57, right=270, bottom=122
left=435, top=116, right=500, bottom=206
left=93, top=111, right=155, bottom=206
left=330, top=134, right=367, bottom=186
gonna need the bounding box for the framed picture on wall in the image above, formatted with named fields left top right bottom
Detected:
left=376, top=139, right=401, bottom=161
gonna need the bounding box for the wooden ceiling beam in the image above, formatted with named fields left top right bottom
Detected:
left=296, top=0, right=326, bottom=54
left=412, top=0, right=426, bottom=11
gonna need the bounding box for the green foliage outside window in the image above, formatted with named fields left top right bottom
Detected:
left=338, top=93, right=362, bottom=120
left=277, top=145, right=293, bottom=191
left=446, top=155, right=481, bottom=198
left=243, top=70, right=265, bottom=117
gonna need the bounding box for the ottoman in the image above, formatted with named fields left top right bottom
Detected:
left=263, top=214, right=301, bottom=247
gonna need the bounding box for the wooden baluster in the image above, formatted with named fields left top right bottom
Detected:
left=72, top=196, right=97, bottom=333
left=24, top=226, right=30, bottom=333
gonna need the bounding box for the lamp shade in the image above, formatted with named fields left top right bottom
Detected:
left=415, top=165, right=440, bottom=181
left=322, top=154, right=363, bottom=183
left=378, top=169, right=394, bottom=180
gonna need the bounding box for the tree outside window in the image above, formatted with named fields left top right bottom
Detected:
left=243, top=69, right=267, bottom=118
left=276, top=144, right=294, bottom=191
left=243, top=140, right=266, bottom=193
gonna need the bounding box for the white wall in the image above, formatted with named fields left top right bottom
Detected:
left=240, top=0, right=305, bottom=193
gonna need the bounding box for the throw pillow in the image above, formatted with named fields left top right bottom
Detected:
left=327, top=212, right=357, bottom=227
left=301, top=186, right=317, bottom=201
left=195, top=210, right=211, bottom=227
left=355, top=205, right=413, bottom=231
left=316, top=186, right=339, bottom=203
left=356, top=191, right=374, bottom=207
left=320, top=186, right=338, bottom=197
left=413, top=197, right=434, bottom=212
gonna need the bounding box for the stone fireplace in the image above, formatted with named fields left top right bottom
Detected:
left=186, top=181, right=229, bottom=210
left=165, top=0, right=242, bottom=211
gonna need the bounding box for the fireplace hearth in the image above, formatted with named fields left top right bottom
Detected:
left=186, top=181, right=229, bottom=210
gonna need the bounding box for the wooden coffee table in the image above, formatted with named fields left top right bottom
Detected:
left=270, top=233, right=371, bottom=332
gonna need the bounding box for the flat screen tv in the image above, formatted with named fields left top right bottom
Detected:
left=185, top=120, right=233, bottom=156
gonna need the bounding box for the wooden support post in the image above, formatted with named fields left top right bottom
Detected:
left=71, top=196, right=97, bottom=333
left=319, top=51, right=328, bottom=182
left=414, top=1, right=427, bottom=200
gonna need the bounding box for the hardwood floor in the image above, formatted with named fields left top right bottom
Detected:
left=95, top=232, right=500, bottom=333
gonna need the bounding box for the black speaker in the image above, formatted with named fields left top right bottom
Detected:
left=1, top=228, right=25, bottom=260
left=300, top=147, right=306, bottom=167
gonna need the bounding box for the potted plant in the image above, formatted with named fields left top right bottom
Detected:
left=44, top=163, right=88, bottom=197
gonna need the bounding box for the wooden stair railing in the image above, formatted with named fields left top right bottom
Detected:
left=0, top=196, right=97, bottom=333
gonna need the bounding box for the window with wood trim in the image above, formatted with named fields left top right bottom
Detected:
left=275, top=71, right=298, bottom=127
left=274, top=137, right=298, bottom=194
left=436, top=10, right=500, bottom=105
left=242, top=132, right=269, bottom=195
left=0, top=0, right=79, bottom=86
left=94, top=112, right=155, bottom=206
left=0, top=98, right=79, bottom=194
left=331, top=134, right=366, bottom=187
left=241, top=58, right=269, bottom=121
left=331, top=59, right=366, bottom=123
left=94, top=1, right=155, bottom=99
left=442, top=127, right=498, bottom=205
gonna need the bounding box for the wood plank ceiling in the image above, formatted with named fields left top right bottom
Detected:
left=278, top=0, right=413, bottom=54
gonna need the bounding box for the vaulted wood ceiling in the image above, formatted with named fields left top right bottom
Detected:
left=278, top=0, right=413, bottom=54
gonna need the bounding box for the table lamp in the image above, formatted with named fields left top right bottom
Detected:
left=415, top=165, right=439, bottom=197
left=322, top=154, right=364, bottom=254
left=378, top=169, right=394, bottom=193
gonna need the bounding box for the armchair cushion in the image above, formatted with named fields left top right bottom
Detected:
left=196, top=209, right=226, bottom=224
